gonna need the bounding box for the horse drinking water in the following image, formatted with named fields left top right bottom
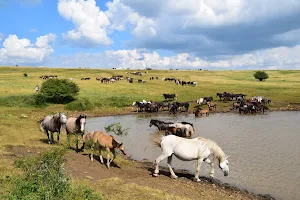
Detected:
left=39, top=113, right=67, bottom=144
left=66, top=115, right=87, bottom=152
left=153, top=135, right=229, bottom=182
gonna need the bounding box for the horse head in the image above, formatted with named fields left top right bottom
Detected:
left=219, top=156, right=230, bottom=176
left=59, top=113, right=67, bottom=124
left=118, top=143, right=127, bottom=155
left=76, top=115, right=87, bottom=132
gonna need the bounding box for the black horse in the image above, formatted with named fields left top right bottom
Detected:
left=149, top=119, right=173, bottom=131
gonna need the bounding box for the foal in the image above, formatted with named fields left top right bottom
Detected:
left=82, top=131, right=127, bottom=169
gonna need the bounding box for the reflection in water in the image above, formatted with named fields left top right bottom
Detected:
left=87, top=112, right=300, bottom=200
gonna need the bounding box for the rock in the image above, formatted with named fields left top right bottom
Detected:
left=21, top=114, right=28, bottom=118
left=85, top=176, right=93, bottom=180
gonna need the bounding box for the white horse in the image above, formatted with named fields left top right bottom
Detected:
left=153, top=135, right=229, bottom=182
left=252, top=96, right=265, bottom=103
left=196, top=98, right=204, bottom=105
left=168, top=122, right=194, bottom=137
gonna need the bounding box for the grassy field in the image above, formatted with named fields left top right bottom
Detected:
left=0, top=66, right=299, bottom=199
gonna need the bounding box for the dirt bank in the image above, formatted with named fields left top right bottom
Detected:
left=5, top=146, right=275, bottom=200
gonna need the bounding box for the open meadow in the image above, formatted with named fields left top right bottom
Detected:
left=1, top=66, right=299, bottom=200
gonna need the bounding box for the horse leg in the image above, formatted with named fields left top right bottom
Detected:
left=57, top=131, right=60, bottom=144
left=204, top=157, right=215, bottom=178
left=50, top=132, right=54, bottom=144
left=90, top=143, right=95, bottom=161
left=75, top=134, right=79, bottom=153
left=110, top=149, right=116, bottom=166
left=66, top=131, right=71, bottom=149
left=106, top=147, right=111, bottom=169
left=153, top=152, right=171, bottom=177
left=99, top=147, right=105, bottom=165
left=167, top=156, right=177, bottom=179
left=193, top=158, right=204, bottom=182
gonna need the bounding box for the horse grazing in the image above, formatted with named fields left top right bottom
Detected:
left=153, top=135, right=229, bottom=182
left=82, top=131, right=127, bottom=169
left=149, top=119, right=173, bottom=131
left=66, top=115, right=87, bottom=152
left=168, top=122, right=194, bottom=138
left=39, top=113, right=67, bottom=144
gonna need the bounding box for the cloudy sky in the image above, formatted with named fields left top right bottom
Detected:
left=0, top=0, right=300, bottom=70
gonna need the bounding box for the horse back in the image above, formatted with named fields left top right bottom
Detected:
left=93, top=131, right=115, bottom=149
left=66, top=117, right=77, bottom=133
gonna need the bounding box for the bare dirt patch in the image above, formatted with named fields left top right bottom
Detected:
left=65, top=151, right=275, bottom=200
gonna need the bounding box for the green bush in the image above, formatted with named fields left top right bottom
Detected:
left=10, top=148, right=69, bottom=200
left=8, top=148, right=102, bottom=200
left=40, top=79, right=79, bottom=103
left=23, top=73, right=28, bottom=77
left=65, top=98, right=94, bottom=111
left=254, top=71, right=269, bottom=81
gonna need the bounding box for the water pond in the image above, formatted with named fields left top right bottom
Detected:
left=87, top=111, right=300, bottom=200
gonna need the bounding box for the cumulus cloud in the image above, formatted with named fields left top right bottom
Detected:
left=49, top=45, right=300, bottom=70
left=58, top=0, right=112, bottom=47
left=0, top=34, right=56, bottom=65
left=104, top=0, right=300, bottom=55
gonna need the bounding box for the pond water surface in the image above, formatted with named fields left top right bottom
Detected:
left=87, top=111, right=300, bottom=200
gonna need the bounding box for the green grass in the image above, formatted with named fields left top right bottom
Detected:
left=3, top=147, right=102, bottom=200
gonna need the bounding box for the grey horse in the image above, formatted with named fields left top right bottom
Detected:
left=39, top=113, right=67, bottom=144
left=66, top=115, right=87, bottom=152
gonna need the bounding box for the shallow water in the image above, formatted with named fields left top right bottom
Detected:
left=87, top=112, right=300, bottom=200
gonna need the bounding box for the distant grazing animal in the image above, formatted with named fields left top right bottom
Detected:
left=153, top=135, right=230, bottom=181
left=39, top=113, right=67, bottom=144
left=66, top=115, right=87, bottom=152
left=163, top=94, right=178, bottom=100
left=196, top=98, right=204, bottom=105
left=82, top=131, right=127, bottom=169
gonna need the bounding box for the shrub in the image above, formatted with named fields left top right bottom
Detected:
left=23, top=73, right=28, bottom=77
left=254, top=71, right=269, bottom=81
left=8, top=148, right=102, bottom=200
left=104, top=122, right=130, bottom=136
left=65, top=98, right=94, bottom=111
left=40, top=79, right=79, bottom=103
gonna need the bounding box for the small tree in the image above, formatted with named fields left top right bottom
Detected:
left=40, top=79, right=79, bottom=103
left=23, top=73, right=28, bottom=77
left=104, top=122, right=130, bottom=136
left=254, top=71, right=269, bottom=81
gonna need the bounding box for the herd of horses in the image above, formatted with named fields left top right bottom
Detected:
left=38, top=112, right=230, bottom=181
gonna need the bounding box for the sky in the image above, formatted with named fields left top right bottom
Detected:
left=0, top=0, right=300, bottom=70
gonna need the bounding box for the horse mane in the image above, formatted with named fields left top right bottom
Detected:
left=180, top=121, right=194, bottom=127
left=200, top=138, right=226, bottom=163
left=52, top=113, right=60, bottom=122
left=76, top=115, right=86, bottom=126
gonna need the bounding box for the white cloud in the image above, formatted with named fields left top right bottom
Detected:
left=103, top=0, right=300, bottom=55
left=0, top=34, right=56, bottom=65
left=58, top=0, right=112, bottom=47
left=50, top=45, right=300, bottom=70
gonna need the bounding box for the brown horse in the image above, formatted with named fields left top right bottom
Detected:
left=193, top=107, right=209, bottom=117
left=82, top=131, right=127, bottom=169
left=207, top=102, right=217, bottom=111
left=66, top=115, right=87, bottom=152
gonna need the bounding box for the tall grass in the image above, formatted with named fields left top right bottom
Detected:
left=6, top=148, right=102, bottom=200
left=0, top=94, right=47, bottom=108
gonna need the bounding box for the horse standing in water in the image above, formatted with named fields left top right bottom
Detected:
left=153, top=135, right=229, bottom=182
left=149, top=119, right=174, bottom=131
left=168, top=122, right=194, bottom=138
left=39, top=113, right=67, bottom=144
left=66, top=115, right=87, bottom=152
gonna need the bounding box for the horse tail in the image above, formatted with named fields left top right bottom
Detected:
left=38, top=119, right=45, bottom=134
left=152, top=139, right=161, bottom=147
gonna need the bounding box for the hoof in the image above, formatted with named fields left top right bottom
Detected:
left=193, top=177, right=201, bottom=182
left=153, top=173, right=158, bottom=177
left=171, top=175, right=178, bottom=179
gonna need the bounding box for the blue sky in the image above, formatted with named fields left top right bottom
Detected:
left=1, top=0, right=300, bottom=69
